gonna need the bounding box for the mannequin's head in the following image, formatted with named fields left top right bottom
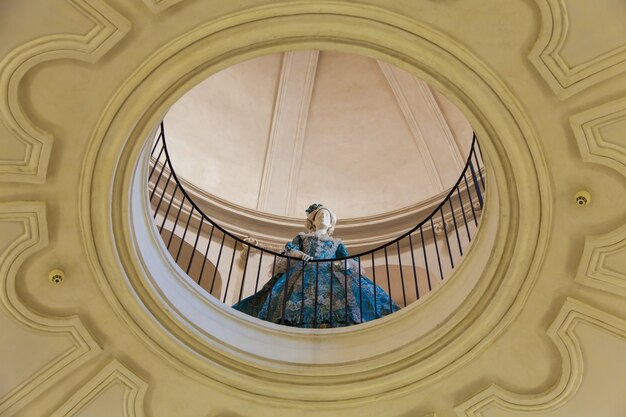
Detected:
left=305, top=204, right=337, bottom=235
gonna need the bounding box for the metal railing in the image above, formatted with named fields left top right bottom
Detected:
left=148, top=122, right=485, bottom=328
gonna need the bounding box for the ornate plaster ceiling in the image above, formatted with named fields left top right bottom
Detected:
left=164, top=50, right=474, bottom=219
left=0, top=1, right=625, bottom=417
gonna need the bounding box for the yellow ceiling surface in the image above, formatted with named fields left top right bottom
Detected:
left=0, top=1, right=625, bottom=417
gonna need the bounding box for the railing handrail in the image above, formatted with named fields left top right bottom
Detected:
left=156, top=121, right=484, bottom=262
left=148, top=121, right=486, bottom=326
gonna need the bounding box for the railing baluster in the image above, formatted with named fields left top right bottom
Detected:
left=222, top=240, right=238, bottom=303
left=237, top=243, right=250, bottom=303
left=440, top=207, right=454, bottom=269
left=329, top=260, right=334, bottom=327
left=176, top=206, right=194, bottom=262
left=448, top=199, right=463, bottom=256
left=430, top=218, right=444, bottom=280
left=148, top=145, right=164, bottom=183
left=196, top=224, right=213, bottom=281
left=209, top=232, right=224, bottom=295
left=473, top=147, right=485, bottom=190
left=475, top=134, right=485, bottom=165
left=159, top=184, right=178, bottom=233
left=357, top=257, right=363, bottom=323
left=384, top=247, right=393, bottom=313
left=300, top=259, right=305, bottom=326
left=371, top=253, right=377, bottom=318
left=195, top=223, right=210, bottom=283
left=187, top=218, right=204, bottom=273
left=254, top=251, right=263, bottom=293
left=396, top=241, right=407, bottom=307
left=420, top=226, right=432, bottom=292
left=314, top=261, right=319, bottom=328
left=456, top=187, right=471, bottom=242
left=408, top=233, right=419, bottom=300
left=468, top=158, right=484, bottom=209
left=149, top=158, right=168, bottom=202
left=464, top=173, right=478, bottom=226
left=281, top=257, right=291, bottom=325
left=153, top=171, right=172, bottom=217
left=264, top=255, right=277, bottom=321
left=150, top=133, right=161, bottom=156
left=167, top=196, right=186, bottom=249
left=344, top=259, right=348, bottom=324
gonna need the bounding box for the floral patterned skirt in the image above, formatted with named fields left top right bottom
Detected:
left=232, top=262, right=399, bottom=327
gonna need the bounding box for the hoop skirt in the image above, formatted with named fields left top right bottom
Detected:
left=232, top=232, right=399, bottom=327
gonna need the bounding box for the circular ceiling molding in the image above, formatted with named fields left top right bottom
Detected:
left=80, top=2, right=550, bottom=405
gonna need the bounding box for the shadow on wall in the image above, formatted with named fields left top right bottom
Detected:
left=159, top=228, right=223, bottom=298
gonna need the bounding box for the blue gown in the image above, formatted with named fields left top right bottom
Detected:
left=233, top=232, right=399, bottom=327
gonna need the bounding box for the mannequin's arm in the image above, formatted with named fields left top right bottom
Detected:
left=284, top=234, right=312, bottom=261
left=287, top=249, right=312, bottom=262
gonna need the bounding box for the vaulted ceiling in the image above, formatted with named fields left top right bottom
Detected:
left=164, top=50, right=473, bottom=218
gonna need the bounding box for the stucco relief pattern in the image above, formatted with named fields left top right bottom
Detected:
left=571, top=97, right=626, bottom=177
left=0, top=0, right=130, bottom=183
left=454, top=299, right=626, bottom=416
left=2, top=1, right=624, bottom=416
left=141, top=0, right=187, bottom=14
left=50, top=360, right=147, bottom=417
left=0, top=202, right=101, bottom=417
left=529, top=0, right=626, bottom=98
left=576, top=223, right=626, bottom=297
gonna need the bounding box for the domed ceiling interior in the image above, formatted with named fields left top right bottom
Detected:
left=164, top=50, right=474, bottom=219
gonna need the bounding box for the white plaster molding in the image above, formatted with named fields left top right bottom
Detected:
left=257, top=51, right=319, bottom=215
left=454, top=298, right=626, bottom=416
left=141, top=0, right=185, bottom=14
left=0, top=202, right=101, bottom=416
left=576, top=223, right=626, bottom=297
left=377, top=60, right=443, bottom=191
left=50, top=359, right=147, bottom=417
left=420, top=82, right=465, bottom=169
left=286, top=50, right=319, bottom=216
left=529, top=0, right=626, bottom=98
left=571, top=97, right=626, bottom=177
left=0, top=0, right=130, bottom=184
left=256, top=52, right=290, bottom=212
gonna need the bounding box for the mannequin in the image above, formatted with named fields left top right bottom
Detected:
left=233, top=203, right=398, bottom=327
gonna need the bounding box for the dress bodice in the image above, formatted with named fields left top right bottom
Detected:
left=285, top=233, right=349, bottom=260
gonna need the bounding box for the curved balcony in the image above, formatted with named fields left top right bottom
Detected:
left=147, top=122, right=485, bottom=328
